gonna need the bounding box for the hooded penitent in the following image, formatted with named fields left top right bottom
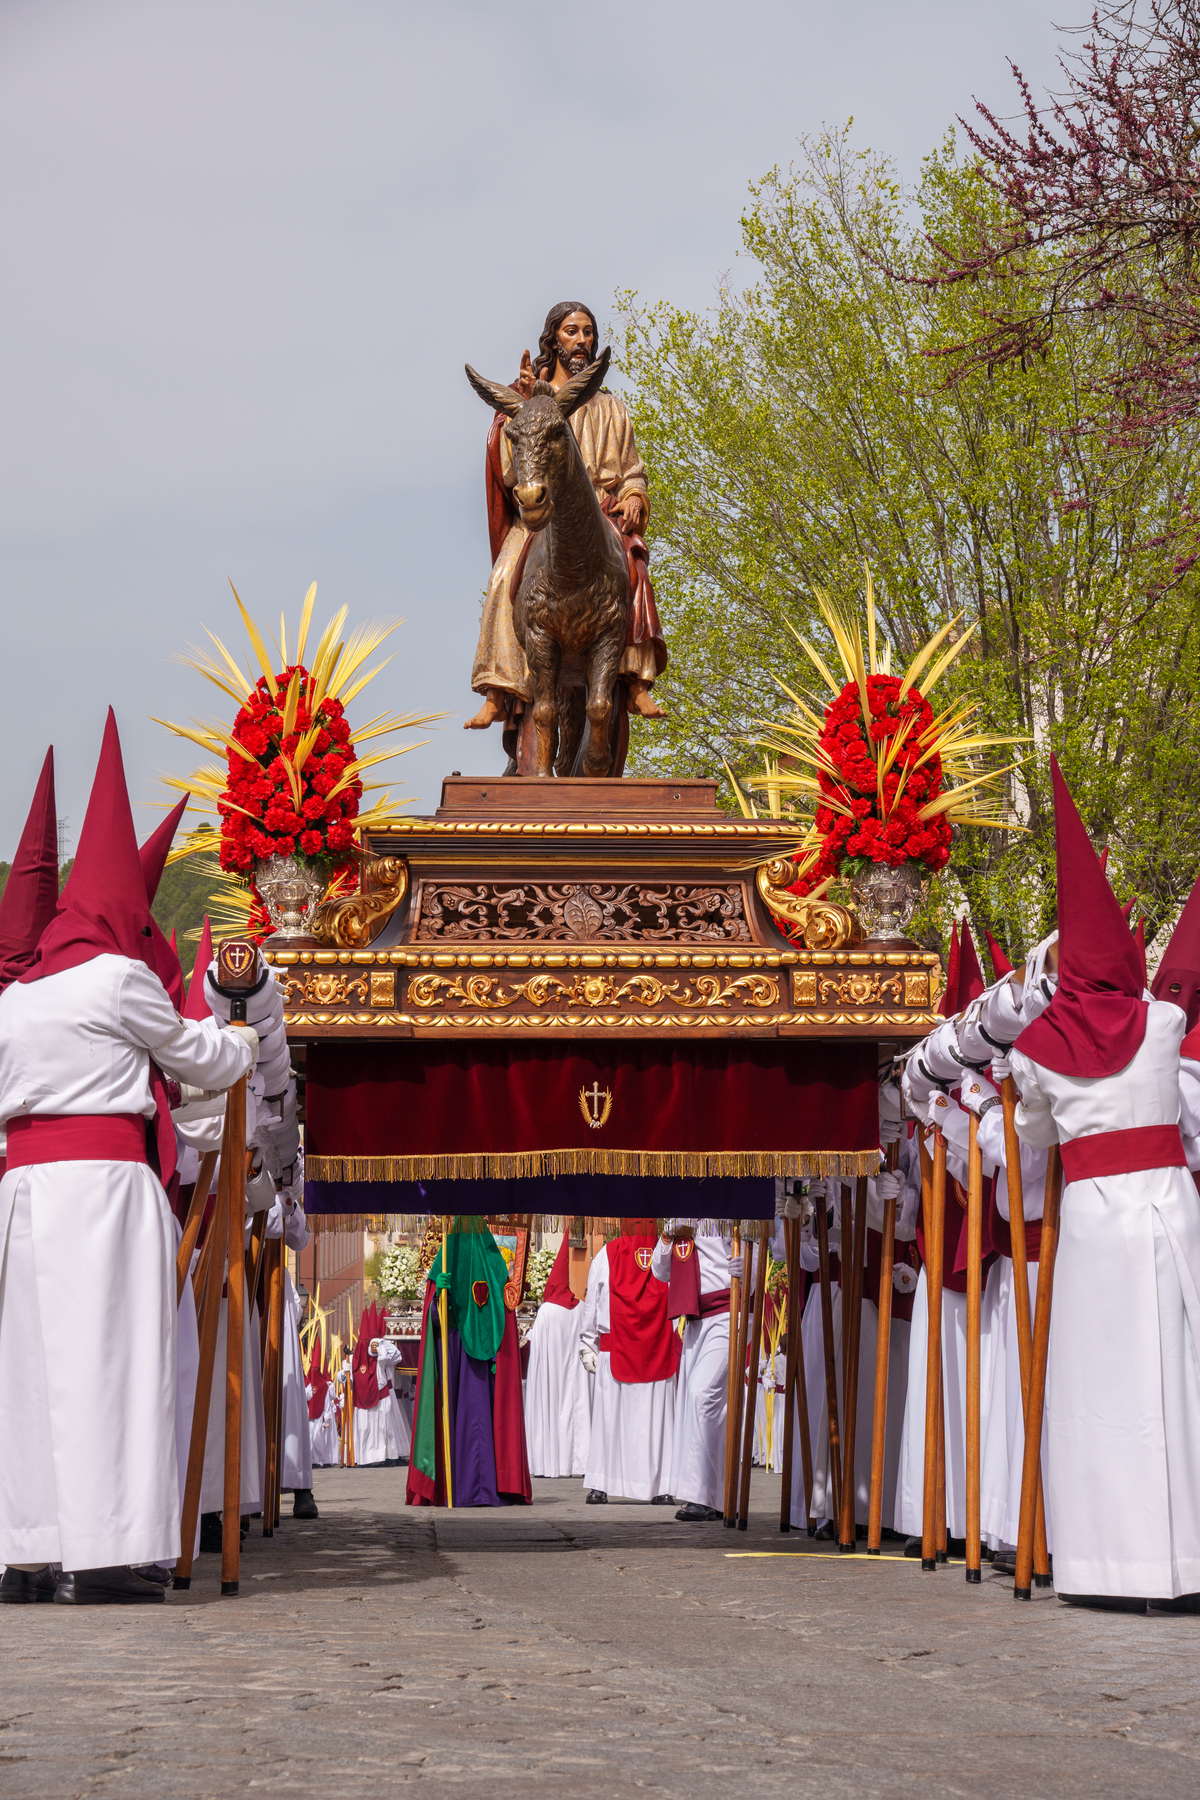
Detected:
left=183, top=917, right=214, bottom=1021
left=138, top=795, right=189, bottom=1013
left=605, top=1219, right=680, bottom=1384
left=1152, top=875, right=1200, bottom=1037
left=21, top=710, right=157, bottom=983
left=353, top=1303, right=384, bottom=1409
left=937, top=920, right=961, bottom=1018
left=0, top=747, right=59, bottom=993
left=1016, top=757, right=1148, bottom=1079
left=957, top=920, right=986, bottom=1010
left=984, top=927, right=1013, bottom=980
left=540, top=1234, right=578, bottom=1310
left=307, top=1337, right=331, bottom=1421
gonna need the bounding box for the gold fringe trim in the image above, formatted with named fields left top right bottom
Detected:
left=305, top=1148, right=880, bottom=1183
left=304, top=1213, right=776, bottom=1236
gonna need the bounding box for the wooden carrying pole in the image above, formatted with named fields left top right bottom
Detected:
left=920, top=1127, right=947, bottom=1570
left=815, top=1187, right=842, bottom=1529
left=220, top=1073, right=247, bottom=1596
left=1015, top=1144, right=1063, bottom=1601
left=176, top=1150, right=218, bottom=1305
left=838, top=1176, right=868, bottom=1553
left=737, top=1222, right=770, bottom=1529
left=723, top=1225, right=743, bottom=1524
left=173, top=1146, right=232, bottom=1588
left=439, top=1220, right=454, bottom=1506
left=724, top=1236, right=753, bottom=1526
left=780, top=1213, right=813, bottom=1531
left=867, top=1138, right=901, bottom=1553
left=1000, top=1076, right=1051, bottom=1583
left=260, top=1236, right=285, bottom=1538
left=965, top=1114, right=984, bottom=1583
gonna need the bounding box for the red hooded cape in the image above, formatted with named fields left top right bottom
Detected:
left=353, top=1302, right=385, bottom=1408
left=606, top=1227, right=681, bottom=1385
left=1016, top=757, right=1147, bottom=1079
left=540, top=1235, right=578, bottom=1310
left=184, top=917, right=214, bottom=1021
left=957, top=921, right=986, bottom=1009
left=139, top=796, right=188, bottom=1013
left=0, top=747, right=59, bottom=993
left=307, top=1338, right=331, bottom=1421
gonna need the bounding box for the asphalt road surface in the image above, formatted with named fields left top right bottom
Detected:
left=3, top=1468, right=1198, bottom=1798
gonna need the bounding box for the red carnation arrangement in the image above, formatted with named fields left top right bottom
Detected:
left=793, top=674, right=952, bottom=895
left=219, top=668, right=361, bottom=882
left=748, top=581, right=1023, bottom=907
left=159, top=586, right=438, bottom=940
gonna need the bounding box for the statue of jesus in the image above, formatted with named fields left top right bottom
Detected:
left=465, top=301, right=668, bottom=739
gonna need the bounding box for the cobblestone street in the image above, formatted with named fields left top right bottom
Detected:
left=3, top=1470, right=1199, bottom=1798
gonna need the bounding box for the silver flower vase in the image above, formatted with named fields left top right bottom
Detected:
left=849, top=860, right=924, bottom=944
left=255, top=853, right=328, bottom=940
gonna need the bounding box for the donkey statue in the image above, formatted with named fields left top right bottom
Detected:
left=465, top=350, right=630, bottom=778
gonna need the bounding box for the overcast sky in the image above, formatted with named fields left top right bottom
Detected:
left=0, top=0, right=1085, bottom=856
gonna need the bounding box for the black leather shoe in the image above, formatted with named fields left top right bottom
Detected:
left=131, top=1563, right=174, bottom=1587
left=650, top=1494, right=675, bottom=1505
left=292, top=1489, right=319, bottom=1520
left=903, top=1536, right=923, bottom=1558
left=0, top=1565, right=58, bottom=1604
left=675, top=1503, right=722, bottom=1522
left=199, top=1513, right=223, bottom=1554
left=813, top=1520, right=837, bottom=1541
left=586, top=1489, right=608, bottom=1505
left=54, top=1567, right=165, bottom=1606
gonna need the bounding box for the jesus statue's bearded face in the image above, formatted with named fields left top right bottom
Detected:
left=555, top=310, right=596, bottom=380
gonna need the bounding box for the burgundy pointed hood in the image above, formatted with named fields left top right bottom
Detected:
left=0, top=748, right=59, bottom=992
left=1153, top=877, right=1200, bottom=1034
left=138, top=796, right=188, bottom=1012
left=957, top=920, right=986, bottom=1008
left=139, top=797, right=188, bottom=904
left=1016, top=758, right=1147, bottom=1078
left=938, top=920, right=961, bottom=1018
left=22, top=711, right=157, bottom=982
left=184, top=916, right=214, bottom=1021
left=541, top=1235, right=578, bottom=1309
left=984, top=928, right=1013, bottom=979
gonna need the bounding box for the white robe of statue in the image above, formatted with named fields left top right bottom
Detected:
left=651, top=1232, right=732, bottom=1512
left=308, top=1382, right=340, bottom=1468
left=371, top=1339, right=413, bottom=1462
left=0, top=955, right=251, bottom=1571
left=1012, top=1000, right=1200, bottom=1599
left=580, top=1242, right=675, bottom=1502
left=524, top=1297, right=591, bottom=1478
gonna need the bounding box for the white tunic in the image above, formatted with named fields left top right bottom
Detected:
left=0, top=956, right=250, bottom=1570
left=651, top=1232, right=731, bottom=1511
left=524, top=1298, right=591, bottom=1478
left=1012, top=1000, right=1200, bottom=1597
left=580, top=1243, right=675, bottom=1501
left=308, top=1382, right=340, bottom=1467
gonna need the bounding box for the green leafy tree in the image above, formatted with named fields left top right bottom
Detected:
left=618, top=129, right=1200, bottom=953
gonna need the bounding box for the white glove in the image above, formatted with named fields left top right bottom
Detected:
left=226, top=1022, right=260, bottom=1068
left=245, top=1155, right=274, bottom=1217
left=775, top=1180, right=788, bottom=1220
left=991, top=1054, right=1013, bottom=1083
left=893, top=1262, right=918, bottom=1295
left=304, top=1383, right=313, bottom=1401
left=959, top=1070, right=1000, bottom=1118
left=875, top=1169, right=902, bottom=1203
left=579, top=1344, right=598, bottom=1374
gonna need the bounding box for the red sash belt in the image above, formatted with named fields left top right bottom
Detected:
left=597, top=1332, right=613, bottom=1354
left=6, top=1113, right=150, bottom=1169
left=1060, top=1123, right=1186, bottom=1184
left=699, top=1287, right=731, bottom=1318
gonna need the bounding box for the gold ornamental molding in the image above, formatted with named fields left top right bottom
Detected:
left=407, top=968, right=781, bottom=1012
left=280, top=1008, right=940, bottom=1032
left=265, top=945, right=939, bottom=971
left=369, top=819, right=801, bottom=839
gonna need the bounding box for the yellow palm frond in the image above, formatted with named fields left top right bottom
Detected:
left=230, top=583, right=279, bottom=698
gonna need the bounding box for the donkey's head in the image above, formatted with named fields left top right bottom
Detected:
left=465, top=349, right=611, bottom=530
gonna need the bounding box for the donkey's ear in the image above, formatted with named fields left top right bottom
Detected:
left=555, top=347, right=611, bottom=419
left=465, top=365, right=524, bottom=417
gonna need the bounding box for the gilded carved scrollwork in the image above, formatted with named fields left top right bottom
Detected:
left=415, top=881, right=752, bottom=943
left=311, top=857, right=409, bottom=949
left=406, top=968, right=780, bottom=1012
left=755, top=860, right=860, bottom=951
